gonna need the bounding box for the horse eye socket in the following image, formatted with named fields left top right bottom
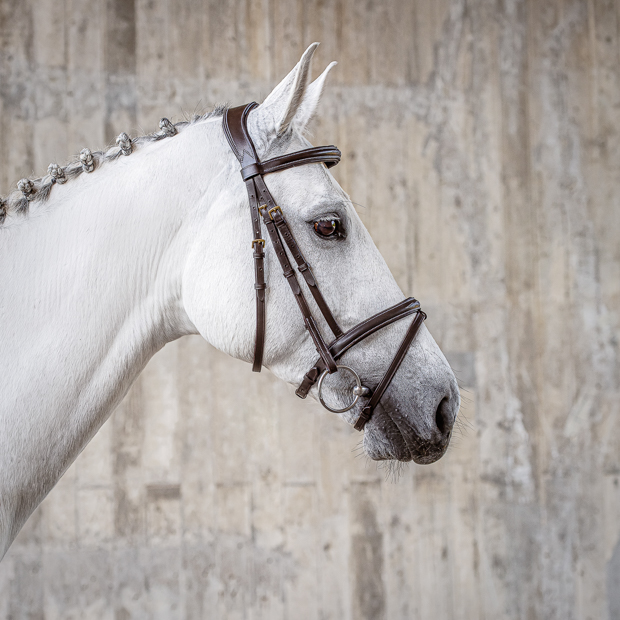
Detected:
left=314, top=219, right=339, bottom=237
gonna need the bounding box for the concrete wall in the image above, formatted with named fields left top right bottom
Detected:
left=1, top=0, right=619, bottom=618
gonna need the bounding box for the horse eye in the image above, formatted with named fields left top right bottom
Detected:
left=314, top=219, right=339, bottom=237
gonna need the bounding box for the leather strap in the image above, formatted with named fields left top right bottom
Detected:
left=223, top=102, right=343, bottom=373
left=247, top=178, right=266, bottom=371
left=241, top=146, right=341, bottom=180
left=353, top=310, right=426, bottom=431
left=295, top=297, right=421, bottom=398
left=224, top=104, right=266, bottom=371
left=254, top=174, right=338, bottom=374
left=270, top=209, right=342, bottom=338
left=223, top=103, right=259, bottom=164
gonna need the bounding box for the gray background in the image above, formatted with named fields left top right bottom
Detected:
left=1, top=0, right=619, bottom=618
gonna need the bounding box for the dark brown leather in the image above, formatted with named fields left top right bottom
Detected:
left=222, top=102, right=427, bottom=431
left=253, top=174, right=338, bottom=374
left=223, top=104, right=266, bottom=370
left=241, top=146, right=341, bottom=180
left=223, top=103, right=259, bottom=163
left=223, top=103, right=342, bottom=374
left=270, top=208, right=342, bottom=338
left=353, top=309, right=426, bottom=431
left=295, top=297, right=421, bottom=398
left=248, top=178, right=266, bottom=372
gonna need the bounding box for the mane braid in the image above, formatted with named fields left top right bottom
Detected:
left=0, top=104, right=229, bottom=223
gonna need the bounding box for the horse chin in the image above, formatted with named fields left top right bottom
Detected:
left=361, top=407, right=451, bottom=464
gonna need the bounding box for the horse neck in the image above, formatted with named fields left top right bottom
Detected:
left=0, top=122, right=220, bottom=547
left=2, top=139, right=197, bottom=362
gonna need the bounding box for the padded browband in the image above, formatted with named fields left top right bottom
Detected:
left=241, top=147, right=341, bottom=180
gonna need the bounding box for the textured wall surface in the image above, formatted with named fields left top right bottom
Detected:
left=1, top=0, right=619, bottom=618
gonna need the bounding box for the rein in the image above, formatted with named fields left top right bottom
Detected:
left=223, top=103, right=426, bottom=431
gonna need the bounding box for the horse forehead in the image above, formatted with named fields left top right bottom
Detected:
left=266, top=164, right=343, bottom=216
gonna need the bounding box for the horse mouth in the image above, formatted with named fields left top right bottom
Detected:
left=362, top=407, right=452, bottom=464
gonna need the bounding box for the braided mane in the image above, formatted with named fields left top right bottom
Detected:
left=0, top=105, right=229, bottom=225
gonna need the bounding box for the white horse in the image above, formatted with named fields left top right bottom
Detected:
left=0, top=44, right=459, bottom=560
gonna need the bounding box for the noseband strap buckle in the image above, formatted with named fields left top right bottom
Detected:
left=223, top=102, right=427, bottom=431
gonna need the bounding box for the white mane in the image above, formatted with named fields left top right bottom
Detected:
left=0, top=107, right=228, bottom=224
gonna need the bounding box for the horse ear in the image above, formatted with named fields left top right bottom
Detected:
left=292, top=61, right=337, bottom=132
left=256, top=42, right=319, bottom=137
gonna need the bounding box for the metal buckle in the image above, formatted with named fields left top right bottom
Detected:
left=268, top=205, right=282, bottom=219
left=251, top=238, right=265, bottom=249
left=317, top=365, right=370, bottom=414
left=258, top=205, right=282, bottom=219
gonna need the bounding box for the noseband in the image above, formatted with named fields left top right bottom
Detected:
left=223, top=103, right=426, bottom=431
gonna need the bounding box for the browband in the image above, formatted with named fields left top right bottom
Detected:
left=241, top=146, right=342, bottom=181
left=222, top=102, right=426, bottom=431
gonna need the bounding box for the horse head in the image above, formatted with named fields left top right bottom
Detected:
left=182, top=44, right=460, bottom=464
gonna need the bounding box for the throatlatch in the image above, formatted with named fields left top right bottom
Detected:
left=223, top=103, right=426, bottom=431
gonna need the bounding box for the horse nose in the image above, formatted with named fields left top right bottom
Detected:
left=434, top=396, right=455, bottom=440
left=415, top=383, right=459, bottom=455
left=362, top=349, right=461, bottom=463
left=399, top=389, right=457, bottom=464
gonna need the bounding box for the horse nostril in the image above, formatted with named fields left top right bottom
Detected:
left=435, top=397, right=451, bottom=436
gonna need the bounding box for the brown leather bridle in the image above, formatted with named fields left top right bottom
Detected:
left=223, top=103, right=427, bottom=431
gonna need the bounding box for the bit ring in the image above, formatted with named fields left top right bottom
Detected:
left=317, top=365, right=369, bottom=413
